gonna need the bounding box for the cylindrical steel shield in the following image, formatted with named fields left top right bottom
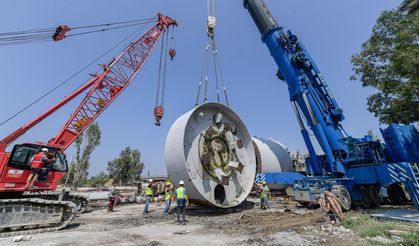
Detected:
left=165, top=103, right=256, bottom=208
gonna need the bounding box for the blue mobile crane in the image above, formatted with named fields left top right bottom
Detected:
left=243, top=0, right=419, bottom=209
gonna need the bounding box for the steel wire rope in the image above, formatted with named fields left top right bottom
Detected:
left=211, top=39, right=221, bottom=103
left=0, top=28, right=55, bottom=36
left=196, top=0, right=229, bottom=106
left=161, top=30, right=170, bottom=107
left=194, top=37, right=211, bottom=107
left=155, top=27, right=166, bottom=107
left=0, top=38, right=53, bottom=47
left=70, top=18, right=155, bottom=30
left=66, top=22, right=154, bottom=38
left=0, top=18, right=155, bottom=47
left=204, top=40, right=210, bottom=103
left=0, top=21, right=153, bottom=127
left=213, top=38, right=230, bottom=106
left=203, top=0, right=214, bottom=103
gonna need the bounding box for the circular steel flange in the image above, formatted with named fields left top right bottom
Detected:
left=252, top=137, right=293, bottom=190
left=165, top=103, right=256, bottom=208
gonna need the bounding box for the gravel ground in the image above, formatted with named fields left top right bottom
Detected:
left=0, top=199, right=368, bottom=246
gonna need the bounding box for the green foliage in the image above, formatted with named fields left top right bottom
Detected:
left=344, top=213, right=419, bottom=245
left=343, top=214, right=394, bottom=238
left=107, top=146, right=144, bottom=186
left=351, top=5, right=419, bottom=124
left=64, top=122, right=101, bottom=189
left=400, top=0, right=418, bottom=15
left=403, top=232, right=419, bottom=246
left=86, top=172, right=109, bottom=187
left=360, top=223, right=394, bottom=238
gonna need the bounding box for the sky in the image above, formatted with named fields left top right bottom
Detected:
left=0, top=0, right=402, bottom=176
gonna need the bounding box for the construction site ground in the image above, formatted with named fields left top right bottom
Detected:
left=0, top=197, right=381, bottom=246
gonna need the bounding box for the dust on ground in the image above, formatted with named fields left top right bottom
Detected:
left=0, top=200, right=368, bottom=246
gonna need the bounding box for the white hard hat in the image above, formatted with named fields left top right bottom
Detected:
left=179, top=180, right=184, bottom=185
left=148, top=179, right=153, bottom=183
left=41, top=148, right=49, bottom=152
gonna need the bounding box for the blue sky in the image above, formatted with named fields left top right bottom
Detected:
left=0, top=0, right=401, bottom=176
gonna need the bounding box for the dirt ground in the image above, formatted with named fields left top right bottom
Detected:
left=0, top=199, right=369, bottom=246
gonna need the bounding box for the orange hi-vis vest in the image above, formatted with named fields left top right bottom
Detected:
left=31, top=153, right=46, bottom=168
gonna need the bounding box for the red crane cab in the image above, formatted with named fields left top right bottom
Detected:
left=0, top=143, right=68, bottom=195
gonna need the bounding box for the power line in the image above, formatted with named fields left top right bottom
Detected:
left=0, top=21, right=153, bottom=127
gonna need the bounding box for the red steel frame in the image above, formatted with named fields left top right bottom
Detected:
left=0, top=14, right=177, bottom=152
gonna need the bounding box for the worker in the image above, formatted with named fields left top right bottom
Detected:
left=256, top=183, right=263, bottom=209
left=26, top=148, right=51, bottom=188
left=163, top=181, right=174, bottom=217
left=173, top=180, right=189, bottom=225
left=261, top=181, right=271, bottom=210
left=143, top=179, right=154, bottom=214
left=108, top=184, right=118, bottom=212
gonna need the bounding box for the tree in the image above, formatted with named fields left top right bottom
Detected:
left=400, top=0, right=418, bottom=15
left=107, top=147, right=144, bottom=186
left=65, top=122, right=101, bottom=189
left=86, top=172, right=109, bottom=187
left=351, top=2, right=418, bottom=124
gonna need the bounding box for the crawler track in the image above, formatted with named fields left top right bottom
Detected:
left=0, top=198, right=76, bottom=237
left=24, top=193, right=91, bottom=213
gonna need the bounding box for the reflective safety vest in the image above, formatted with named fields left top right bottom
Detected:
left=176, top=187, right=186, bottom=199
left=261, top=186, right=270, bottom=198
left=145, top=187, right=153, bottom=196
left=165, top=191, right=172, bottom=201
left=31, top=153, right=46, bottom=169
left=258, top=188, right=263, bottom=198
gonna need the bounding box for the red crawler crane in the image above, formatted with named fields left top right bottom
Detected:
left=0, top=14, right=177, bottom=236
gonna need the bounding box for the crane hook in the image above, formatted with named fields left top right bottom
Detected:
left=154, top=106, right=164, bottom=126
left=169, top=48, right=176, bottom=60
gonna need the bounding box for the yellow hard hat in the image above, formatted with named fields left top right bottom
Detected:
left=257, top=183, right=262, bottom=186
left=262, top=181, right=267, bottom=185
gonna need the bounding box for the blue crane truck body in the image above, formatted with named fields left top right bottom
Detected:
left=244, top=0, right=419, bottom=209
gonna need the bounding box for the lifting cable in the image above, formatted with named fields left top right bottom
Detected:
left=0, top=18, right=155, bottom=47
left=195, top=0, right=230, bottom=107
left=154, top=25, right=177, bottom=126
left=0, top=21, right=153, bottom=127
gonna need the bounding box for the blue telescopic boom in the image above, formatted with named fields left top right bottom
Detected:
left=244, top=0, right=349, bottom=176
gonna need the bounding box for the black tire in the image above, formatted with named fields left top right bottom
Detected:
left=369, top=185, right=381, bottom=207
left=331, top=185, right=352, bottom=211
left=387, top=184, right=403, bottom=204
left=387, top=183, right=409, bottom=204
left=359, top=186, right=372, bottom=208
left=297, top=201, right=309, bottom=207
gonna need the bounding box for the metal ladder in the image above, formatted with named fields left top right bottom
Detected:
left=408, top=163, right=419, bottom=207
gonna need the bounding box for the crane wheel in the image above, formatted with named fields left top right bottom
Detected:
left=359, top=186, right=372, bottom=208
left=331, top=185, right=352, bottom=211
left=369, top=185, right=381, bottom=207
left=387, top=183, right=410, bottom=204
